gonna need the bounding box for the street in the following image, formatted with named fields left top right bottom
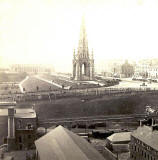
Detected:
left=109, top=78, right=158, bottom=89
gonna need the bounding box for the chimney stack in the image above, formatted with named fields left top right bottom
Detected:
left=7, top=107, right=16, bottom=151
left=8, top=107, right=15, bottom=138
left=152, top=124, right=158, bottom=131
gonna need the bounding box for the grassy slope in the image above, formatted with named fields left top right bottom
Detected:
left=1, top=94, right=157, bottom=144
left=17, top=94, right=158, bottom=120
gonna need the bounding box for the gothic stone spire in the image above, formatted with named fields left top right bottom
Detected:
left=72, top=15, right=94, bottom=81
left=78, top=15, right=89, bottom=59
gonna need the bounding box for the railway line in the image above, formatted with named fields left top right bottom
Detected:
left=38, top=113, right=158, bottom=125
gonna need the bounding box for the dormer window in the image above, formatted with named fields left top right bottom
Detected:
left=27, top=124, right=32, bottom=129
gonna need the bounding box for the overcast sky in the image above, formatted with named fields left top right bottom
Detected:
left=0, top=0, right=158, bottom=72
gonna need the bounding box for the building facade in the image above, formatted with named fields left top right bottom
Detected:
left=106, top=132, right=131, bottom=153
left=7, top=107, right=37, bottom=151
left=134, top=64, right=158, bottom=79
left=121, top=60, right=134, bottom=78
left=11, top=64, right=54, bottom=74
left=134, top=64, right=150, bottom=78
left=130, top=125, right=158, bottom=160
left=72, top=16, right=94, bottom=81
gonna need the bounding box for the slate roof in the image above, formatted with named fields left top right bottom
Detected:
left=35, top=125, right=106, bottom=160
left=131, top=125, right=158, bottom=151
left=107, top=132, right=131, bottom=143
left=0, top=108, right=36, bottom=118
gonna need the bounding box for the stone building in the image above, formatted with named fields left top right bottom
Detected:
left=106, top=132, right=131, bottom=153
left=134, top=64, right=158, bottom=79
left=11, top=64, right=54, bottom=74
left=0, top=107, right=37, bottom=151
left=72, top=16, right=94, bottom=81
left=130, top=125, right=158, bottom=160
left=13, top=108, right=37, bottom=150
left=121, top=60, right=134, bottom=78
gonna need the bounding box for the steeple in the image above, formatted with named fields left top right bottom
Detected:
left=78, top=15, right=89, bottom=58
left=73, top=49, right=75, bottom=58
left=91, top=49, right=94, bottom=59
left=72, top=14, right=94, bottom=81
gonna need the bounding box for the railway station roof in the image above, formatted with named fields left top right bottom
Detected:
left=35, top=125, right=106, bottom=160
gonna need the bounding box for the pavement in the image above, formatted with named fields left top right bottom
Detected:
left=109, top=78, right=158, bottom=89
left=85, top=81, right=105, bottom=86
left=18, top=76, right=29, bottom=93
left=18, top=76, right=158, bottom=95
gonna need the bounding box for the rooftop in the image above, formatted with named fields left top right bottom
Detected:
left=0, top=101, right=16, bottom=106
left=131, top=125, right=158, bottom=151
left=35, top=125, right=106, bottom=160
left=0, top=108, right=36, bottom=118
left=107, top=132, right=131, bottom=143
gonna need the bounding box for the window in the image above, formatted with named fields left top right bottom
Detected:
left=28, top=143, right=32, bottom=149
left=18, top=120, right=22, bottom=128
left=19, top=144, right=22, bottom=150
left=27, top=124, right=32, bottom=129
left=28, top=135, right=31, bottom=139
left=19, top=136, right=22, bottom=143
left=147, top=146, right=151, bottom=151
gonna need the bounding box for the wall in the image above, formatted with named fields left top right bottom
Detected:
left=0, top=116, right=8, bottom=145
left=130, top=136, right=158, bottom=160
left=15, top=117, right=37, bottom=150
left=102, top=147, right=117, bottom=160
left=112, top=144, right=129, bottom=153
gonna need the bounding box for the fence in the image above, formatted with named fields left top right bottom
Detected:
left=0, top=87, right=158, bottom=102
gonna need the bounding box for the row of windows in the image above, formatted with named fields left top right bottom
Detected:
left=132, top=142, right=157, bottom=154
left=131, top=145, right=156, bottom=160
left=131, top=137, right=154, bottom=152
left=18, top=134, right=32, bottom=143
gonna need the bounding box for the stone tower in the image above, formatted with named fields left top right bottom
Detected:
left=72, top=16, right=94, bottom=81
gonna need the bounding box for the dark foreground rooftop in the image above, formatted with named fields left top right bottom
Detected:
left=35, top=125, right=106, bottom=160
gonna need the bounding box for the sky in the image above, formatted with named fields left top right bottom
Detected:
left=0, top=0, right=158, bottom=72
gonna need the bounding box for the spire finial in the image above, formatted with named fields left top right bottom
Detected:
left=73, top=49, right=76, bottom=59
left=91, top=49, right=94, bottom=59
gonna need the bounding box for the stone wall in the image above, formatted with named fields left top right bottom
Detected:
left=102, top=147, right=117, bottom=160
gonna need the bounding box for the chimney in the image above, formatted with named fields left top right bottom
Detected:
left=152, top=124, right=158, bottom=131
left=8, top=107, right=15, bottom=138
left=7, top=107, right=16, bottom=151
left=140, top=120, right=143, bottom=126
left=151, top=118, right=155, bottom=126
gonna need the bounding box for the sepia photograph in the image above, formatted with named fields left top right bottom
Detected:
left=0, top=0, right=158, bottom=160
